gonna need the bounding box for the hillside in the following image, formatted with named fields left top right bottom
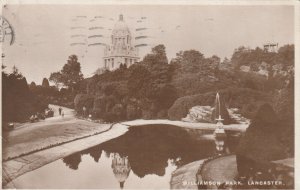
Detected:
left=73, top=44, right=294, bottom=125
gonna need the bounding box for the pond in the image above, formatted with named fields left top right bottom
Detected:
left=12, top=124, right=241, bottom=189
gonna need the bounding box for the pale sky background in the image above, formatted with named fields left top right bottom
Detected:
left=2, top=4, right=294, bottom=84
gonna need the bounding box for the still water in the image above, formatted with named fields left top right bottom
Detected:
left=13, top=124, right=240, bottom=189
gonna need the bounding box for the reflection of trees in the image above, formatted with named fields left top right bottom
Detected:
left=60, top=125, right=239, bottom=179
left=62, top=153, right=82, bottom=170
left=62, top=146, right=102, bottom=170
left=88, top=146, right=102, bottom=162
left=99, top=125, right=217, bottom=178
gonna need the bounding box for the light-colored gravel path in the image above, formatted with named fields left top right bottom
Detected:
left=200, top=155, right=238, bottom=189
left=170, top=160, right=205, bottom=189
left=121, top=119, right=248, bottom=131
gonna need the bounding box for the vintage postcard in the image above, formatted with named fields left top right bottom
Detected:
left=1, top=0, right=298, bottom=189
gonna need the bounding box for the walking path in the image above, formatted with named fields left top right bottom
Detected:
left=170, top=160, right=205, bottom=189
left=2, top=105, right=111, bottom=161
left=199, top=155, right=238, bottom=189
left=122, top=119, right=248, bottom=131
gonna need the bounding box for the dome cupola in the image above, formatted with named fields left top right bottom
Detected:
left=103, top=14, right=139, bottom=71
left=112, top=14, right=131, bottom=36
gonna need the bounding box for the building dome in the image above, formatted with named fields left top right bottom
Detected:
left=112, top=14, right=131, bottom=36
left=103, top=14, right=139, bottom=71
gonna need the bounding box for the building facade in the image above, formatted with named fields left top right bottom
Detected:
left=263, top=43, right=278, bottom=52
left=103, top=14, right=139, bottom=70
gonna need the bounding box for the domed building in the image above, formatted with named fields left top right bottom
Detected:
left=103, top=14, right=139, bottom=70
left=111, top=153, right=131, bottom=189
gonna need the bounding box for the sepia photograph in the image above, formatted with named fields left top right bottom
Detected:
left=1, top=0, right=297, bottom=189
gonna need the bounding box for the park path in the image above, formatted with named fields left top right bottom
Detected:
left=2, top=105, right=112, bottom=161
left=170, top=160, right=204, bottom=189
left=199, top=155, right=238, bottom=189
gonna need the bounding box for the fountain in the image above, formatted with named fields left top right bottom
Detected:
left=214, top=93, right=226, bottom=138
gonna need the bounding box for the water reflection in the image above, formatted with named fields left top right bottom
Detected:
left=89, top=146, right=102, bottom=162
left=100, top=124, right=218, bottom=178
left=62, top=125, right=240, bottom=178
left=14, top=124, right=241, bottom=189
left=111, top=153, right=131, bottom=189
left=62, top=153, right=81, bottom=170
left=214, top=132, right=241, bottom=156
left=215, top=136, right=225, bottom=154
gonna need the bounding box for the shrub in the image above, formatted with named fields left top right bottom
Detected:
left=236, top=104, right=289, bottom=176
left=74, top=94, right=94, bottom=115
left=126, top=104, right=141, bottom=120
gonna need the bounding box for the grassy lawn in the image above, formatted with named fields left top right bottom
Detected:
left=3, top=119, right=111, bottom=161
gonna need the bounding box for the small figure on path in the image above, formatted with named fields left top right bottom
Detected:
left=83, top=106, right=87, bottom=117
left=58, top=107, right=62, bottom=115
left=30, top=115, right=35, bottom=123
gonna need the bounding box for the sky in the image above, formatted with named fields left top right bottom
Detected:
left=2, top=4, right=295, bottom=84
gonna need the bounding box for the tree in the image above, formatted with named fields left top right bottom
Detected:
left=3, top=66, right=47, bottom=122
left=49, top=72, right=63, bottom=88
left=172, top=49, right=205, bottom=74
left=210, top=55, right=221, bottom=65
left=181, top=50, right=204, bottom=65
left=277, top=44, right=294, bottom=66
left=222, top=57, right=230, bottom=64
left=42, top=78, right=49, bottom=88
left=143, top=44, right=168, bottom=65
left=236, top=104, right=288, bottom=176
left=127, top=64, right=151, bottom=98
left=10, top=65, right=23, bottom=79
left=29, top=81, right=36, bottom=89
left=49, top=55, right=83, bottom=90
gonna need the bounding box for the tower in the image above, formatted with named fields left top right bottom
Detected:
left=103, top=14, right=139, bottom=70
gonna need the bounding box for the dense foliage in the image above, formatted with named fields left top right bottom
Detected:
left=236, top=103, right=293, bottom=176
left=29, top=55, right=87, bottom=108
left=74, top=45, right=178, bottom=121
left=2, top=67, right=48, bottom=124
left=73, top=44, right=294, bottom=125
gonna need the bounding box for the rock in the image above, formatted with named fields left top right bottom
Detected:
left=182, top=106, right=213, bottom=123
left=240, top=65, right=250, bottom=72
left=228, top=108, right=250, bottom=124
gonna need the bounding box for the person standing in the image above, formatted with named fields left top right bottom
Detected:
left=83, top=106, right=87, bottom=117
left=59, top=107, right=62, bottom=115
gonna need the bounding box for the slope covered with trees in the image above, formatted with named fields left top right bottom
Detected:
left=73, top=44, right=293, bottom=126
